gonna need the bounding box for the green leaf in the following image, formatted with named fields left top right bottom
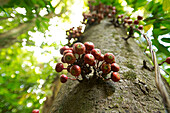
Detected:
left=153, top=3, right=164, bottom=16
left=41, top=17, right=49, bottom=22
left=165, top=68, right=170, bottom=75
left=144, top=17, right=156, bottom=24
left=38, top=0, right=46, bottom=7
left=31, top=0, right=37, bottom=4
left=125, top=0, right=147, bottom=11
left=0, top=6, right=9, bottom=16
left=145, top=0, right=154, bottom=13
left=153, top=28, right=169, bottom=38
left=42, top=22, right=48, bottom=29
left=152, top=39, right=170, bottom=56
left=161, top=38, right=170, bottom=43
left=35, top=18, right=40, bottom=30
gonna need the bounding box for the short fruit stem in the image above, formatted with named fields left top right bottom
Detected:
left=68, top=77, right=77, bottom=80
left=104, top=78, right=111, bottom=81
left=96, top=60, right=100, bottom=68
left=158, top=61, right=165, bottom=66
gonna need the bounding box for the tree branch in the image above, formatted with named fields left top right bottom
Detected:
left=137, top=29, right=170, bottom=113
left=0, top=16, right=14, bottom=21
left=54, top=0, right=63, bottom=9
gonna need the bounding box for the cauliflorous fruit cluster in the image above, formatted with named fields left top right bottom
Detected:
left=82, top=2, right=144, bottom=41
left=82, top=2, right=117, bottom=25
left=121, top=15, right=144, bottom=40
left=116, top=15, right=143, bottom=29
left=55, top=42, right=120, bottom=83
left=66, top=26, right=83, bottom=46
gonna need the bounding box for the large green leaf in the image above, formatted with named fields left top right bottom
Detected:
left=161, top=38, right=170, bottom=43
left=153, top=28, right=170, bottom=38
left=152, top=39, right=170, bottom=56
left=125, top=0, right=147, bottom=11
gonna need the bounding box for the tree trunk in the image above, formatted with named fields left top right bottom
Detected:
left=48, top=19, right=165, bottom=113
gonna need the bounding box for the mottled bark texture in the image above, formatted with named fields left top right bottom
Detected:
left=49, top=19, right=165, bottom=113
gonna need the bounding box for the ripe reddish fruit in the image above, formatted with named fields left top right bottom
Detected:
left=73, top=42, right=86, bottom=55
left=97, top=54, right=104, bottom=61
left=105, top=8, right=110, bottom=13
left=138, top=25, right=143, bottom=30
left=137, top=15, right=143, bottom=20
left=71, top=30, right=75, bottom=33
left=69, top=47, right=74, bottom=54
left=84, top=42, right=95, bottom=51
left=124, top=19, right=128, bottom=23
left=134, top=20, right=139, bottom=25
left=112, top=10, right=116, bottom=15
left=112, top=6, right=116, bottom=10
left=92, top=13, right=97, bottom=17
left=55, top=63, right=64, bottom=72
left=111, top=63, right=120, bottom=72
left=104, top=53, right=115, bottom=64
left=85, top=50, right=91, bottom=54
left=77, top=26, right=82, bottom=31
left=76, top=32, right=81, bottom=37
left=84, top=54, right=95, bottom=65
left=118, top=15, right=121, bottom=18
left=32, top=109, right=39, bottom=113
left=61, top=57, right=66, bottom=63
left=70, top=65, right=81, bottom=76
left=67, top=65, right=71, bottom=72
left=108, top=13, right=112, bottom=18
left=111, top=72, right=120, bottom=82
left=108, top=5, right=112, bottom=9
left=91, top=18, right=95, bottom=22
left=165, top=57, right=170, bottom=64
left=91, top=61, right=96, bottom=66
left=127, top=19, right=133, bottom=24
left=60, top=46, right=70, bottom=55
left=101, top=63, right=111, bottom=74
left=125, top=16, right=130, bottom=19
left=98, top=13, right=103, bottom=19
left=63, top=49, right=73, bottom=56
left=64, top=53, right=76, bottom=64
left=91, top=49, right=101, bottom=59
left=60, top=74, right=68, bottom=83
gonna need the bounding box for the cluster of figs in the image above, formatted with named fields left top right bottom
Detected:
left=82, top=2, right=143, bottom=30
left=65, top=26, right=83, bottom=46
left=82, top=2, right=144, bottom=42
left=55, top=42, right=120, bottom=83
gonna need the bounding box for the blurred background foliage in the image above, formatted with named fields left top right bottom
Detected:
left=0, top=0, right=169, bottom=112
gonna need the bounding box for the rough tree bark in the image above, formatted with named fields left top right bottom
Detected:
left=48, top=19, right=166, bottom=113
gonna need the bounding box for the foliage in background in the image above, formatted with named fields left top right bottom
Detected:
left=0, top=43, right=57, bottom=113
left=0, top=0, right=169, bottom=113
left=0, top=0, right=75, bottom=112
left=124, top=0, right=170, bottom=81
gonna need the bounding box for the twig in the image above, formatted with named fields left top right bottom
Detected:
left=135, top=28, right=170, bottom=112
